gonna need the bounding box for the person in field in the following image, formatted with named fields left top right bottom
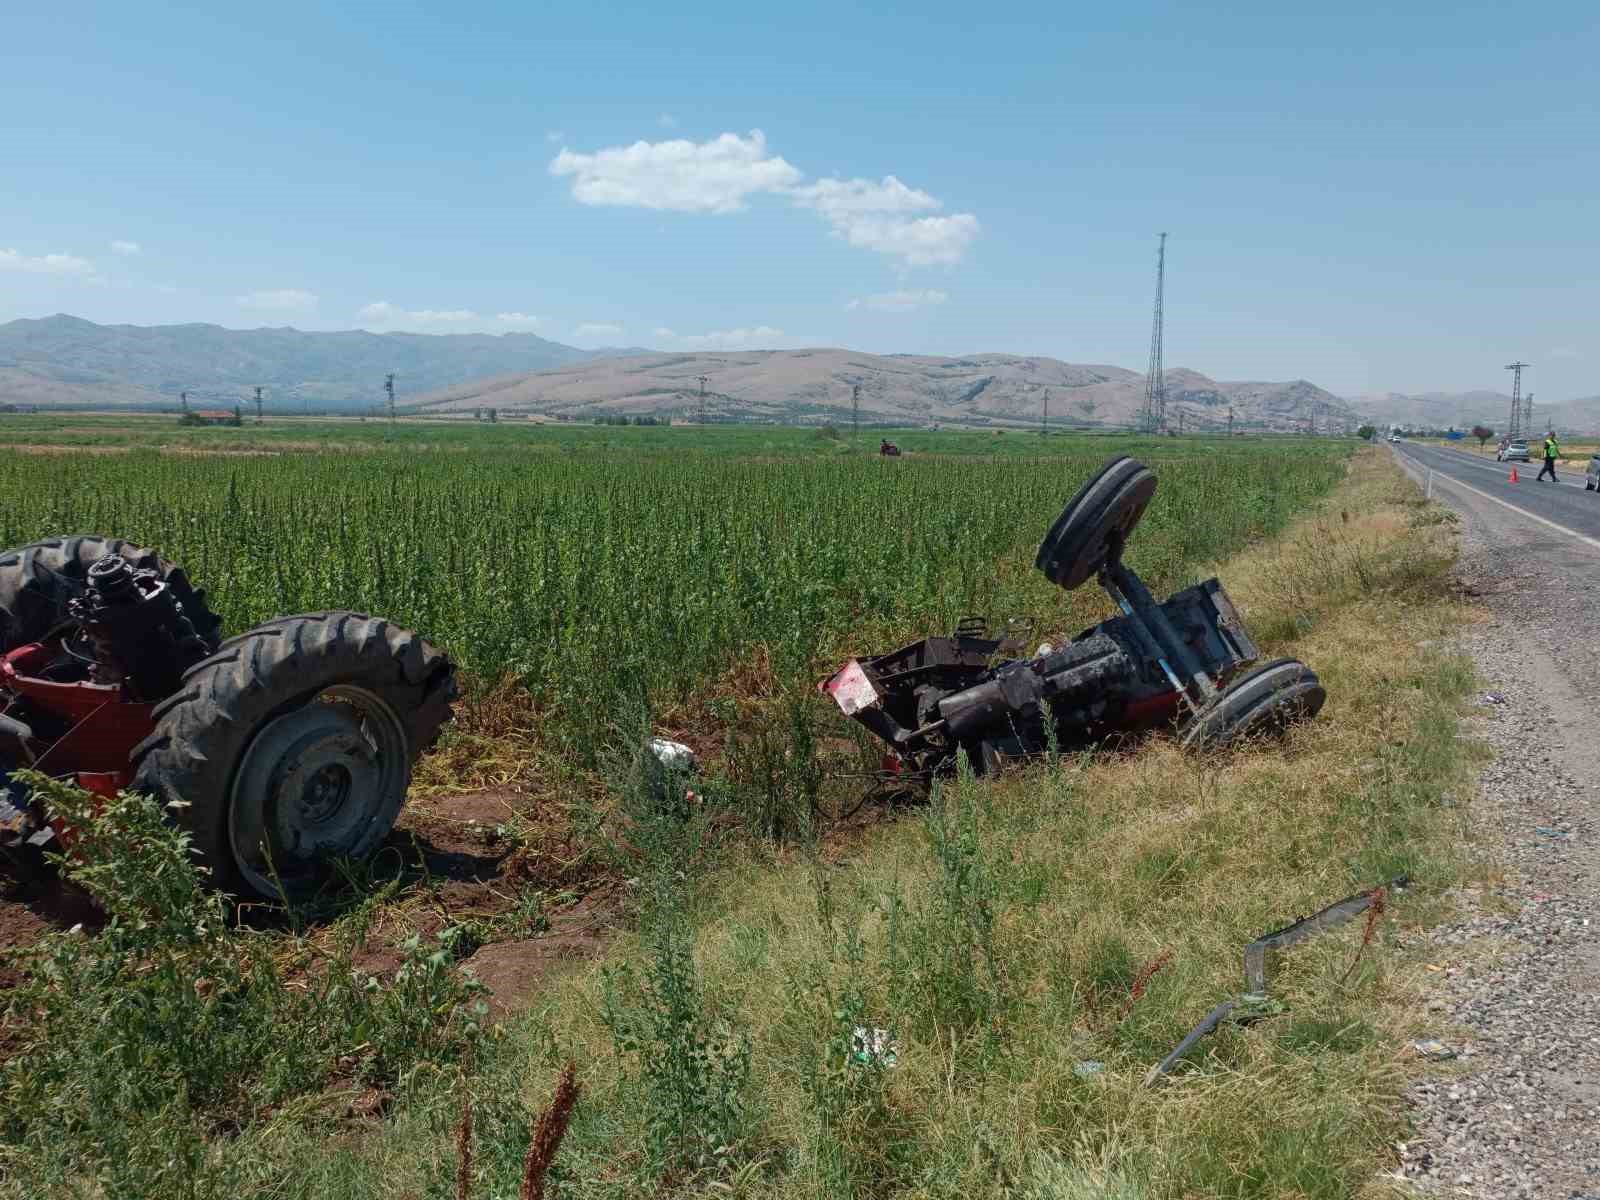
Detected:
left=1538, top=431, right=1560, bottom=482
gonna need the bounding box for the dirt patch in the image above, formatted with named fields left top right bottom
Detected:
left=462, top=892, right=615, bottom=1018
left=0, top=866, right=105, bottom=988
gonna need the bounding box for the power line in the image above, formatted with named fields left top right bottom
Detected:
left=1143, top=232, right=1167, bottom=434
left=697, top=374, right=709, bottom=425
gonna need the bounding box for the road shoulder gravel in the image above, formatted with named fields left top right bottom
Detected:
left=1394, top=462, right=1600, bottom=1198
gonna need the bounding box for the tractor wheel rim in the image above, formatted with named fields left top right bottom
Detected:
left=229, top=685, right=409, bottom=897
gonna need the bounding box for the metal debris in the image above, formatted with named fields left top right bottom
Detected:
left=1146, top=876, right=1409, bottom=1086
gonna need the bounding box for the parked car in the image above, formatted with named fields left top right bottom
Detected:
left=1496, top=440, right=1530, bottom=462
left=1586, top=454, right=1600, bottom=492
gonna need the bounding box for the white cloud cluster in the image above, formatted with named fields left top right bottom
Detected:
left=237, top=288, right=318, bottom=314
left=549, top=133, right=979, bottom=267
left=847, top=288, right=949, bottom=312
left=572, top=321, right=624, bottom=341
left=0, top=248, right=93, bottom=275
left=550, top=130, right=801, bottom=214
left=110, top=240, right=141, bottom=256
left=494, top=312, right=542, bottom=327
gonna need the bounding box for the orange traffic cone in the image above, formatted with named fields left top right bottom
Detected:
left=1509, top=467, right=1519, bottom=483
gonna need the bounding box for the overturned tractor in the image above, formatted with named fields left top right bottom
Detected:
left=822, top=456, right=1326, bottom=777
left=0, top=536, right=456, bottom=900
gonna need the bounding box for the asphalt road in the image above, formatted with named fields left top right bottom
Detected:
left=1393, top=441, right=1600, bottom=543
left=1385, top=445, right=1600, bottom=1196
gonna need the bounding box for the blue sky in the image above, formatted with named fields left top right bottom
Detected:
left=2, top=1, right=1595, bottom=398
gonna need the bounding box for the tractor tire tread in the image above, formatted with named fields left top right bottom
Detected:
left=130, top=611, right=457, bottom=898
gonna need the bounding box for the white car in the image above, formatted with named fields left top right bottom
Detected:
left=1496, top=440, right=1530, bottom=463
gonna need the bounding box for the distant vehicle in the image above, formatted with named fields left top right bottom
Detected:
left=1586, top=454, right=1600, bottom=492
left=1386, top=433, right=1402, bottom=443
left=1496, top=440, right=1530, bottom=463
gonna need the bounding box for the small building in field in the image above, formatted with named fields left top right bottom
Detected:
left=181, top=409, right=241, bottom=427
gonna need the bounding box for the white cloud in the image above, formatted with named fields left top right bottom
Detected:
left=494, top=312, right=542, bottom=327
left=834, top=213, right=980, bottom=266
left=652, top=326, right=676, bottom=339
left=0, top=248, right=94, bottom=275
left=657, top=112, right=678, bottom=129
left=573, top=322, right=624, bottom=341
left=358, top=301, right=477, bottom=328
left=847, top=288, right=949, bottom=312
left=550, top=129, right=802, bottom=214
left=236, top=288, right=318, bottom=314
left=790, top=175, right=941, bottom=219
left=549, top=133, right=979, bottom=266
left=110, top=239, right=142, bottom=256
left=669, top=326, right=787, bottom=350
left=545, top=129, right=566, bottom=144
left=793, top=177, right=978, bottom=266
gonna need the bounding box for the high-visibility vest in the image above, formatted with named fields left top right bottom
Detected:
left=1545, top=438, right=1558, bottom=458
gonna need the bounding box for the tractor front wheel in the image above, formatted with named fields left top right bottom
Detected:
left=132, top=611, right=457, bottom=900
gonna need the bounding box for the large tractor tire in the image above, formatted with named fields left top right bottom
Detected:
left=132, top=611, right=458, bottom=900
left=1035, top=457, right=1158, bottom=590
left=1179, top=657, right=1326, bottom=754
left=0, top=535, right=223, bottom=652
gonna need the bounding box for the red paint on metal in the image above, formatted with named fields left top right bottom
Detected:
left=1122, top=690, right=1180, bottom=725
left=3, top=644, right=124, bottom=720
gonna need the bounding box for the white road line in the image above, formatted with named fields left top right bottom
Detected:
left=1409, top=454, right=1600, bottom=554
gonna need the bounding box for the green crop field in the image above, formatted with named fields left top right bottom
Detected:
left=0, top=424, right=1349, bottom=739
left=8, top=422, right=1436, bottom=1200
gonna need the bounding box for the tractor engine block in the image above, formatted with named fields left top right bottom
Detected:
left=67, top=554, right=212, bottom=702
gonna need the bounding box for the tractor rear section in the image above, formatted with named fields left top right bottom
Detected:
left=0, top=536, right=456, bottom=900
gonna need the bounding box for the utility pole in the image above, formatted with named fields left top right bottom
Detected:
left=1041, top=387, right=1050, bottom=435
left=384, top=373, right=396, bottom=426
left=1142, top=232, right=1167, bottom=434
left=1177, top=409, right=1184, bottom=436
left=1525, top=391, right=1535, bottom=436
left=696, top=375, right=710, bottom=425
left=1505, top=361, right=1528, bottom=440
left=1226, top=404, right=1233, bottom=437
left=254, top=386, right=263, bottom=425
left=180, top=390, right=189, bottom=414
left=852, top=383, right=860, bottom=439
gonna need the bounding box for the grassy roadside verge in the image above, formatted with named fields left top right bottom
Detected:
left=235, top=449, right=1480, bottom=1198
left=0, top=447, right=1479, bottom=1198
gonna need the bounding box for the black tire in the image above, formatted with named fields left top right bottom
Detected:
left=1179, top=657, right=1326, bottom=754
left=1587, top=481, right=1595, bottom=492
left=1035, top=456, right=1158, bottom=590
left=0, top=534, right=223, bottom=653
left=131, top=611, right=458, bottom=900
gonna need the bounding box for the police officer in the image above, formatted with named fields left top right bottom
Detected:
left=1538, top=430, right=1560, bottom=482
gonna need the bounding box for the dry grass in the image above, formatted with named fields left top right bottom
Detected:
left=307, top=448, right=1485, bottom=1199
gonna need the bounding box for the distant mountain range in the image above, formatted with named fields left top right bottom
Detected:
left=14, top=313, right=1530, bottom=432
left=413, top=350, right=1356, bottom=432
left=1350, top=390, right=1600, bottom=434
left=0, top=314, right=640, bottom=410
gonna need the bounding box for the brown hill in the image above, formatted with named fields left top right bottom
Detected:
left=413, top=349, right=1356, bottom=431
